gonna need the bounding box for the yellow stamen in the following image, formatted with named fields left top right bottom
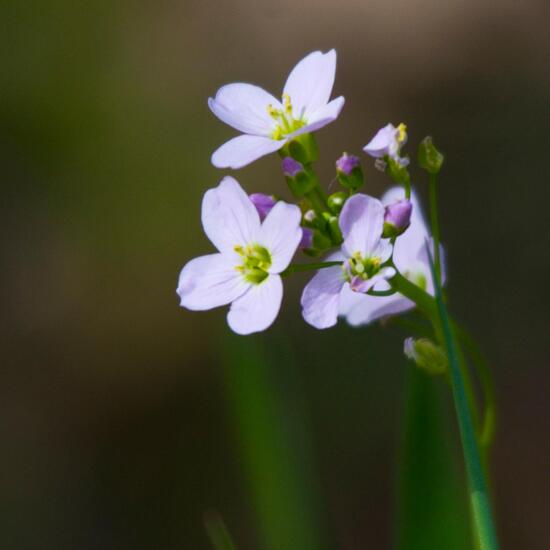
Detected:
left=397, top=123, right=407, bottom=144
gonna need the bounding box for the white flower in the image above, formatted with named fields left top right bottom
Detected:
left=177, top=177, right=302, bottom=335
left=363, top=123, right=408, bottom=162
left=301, top=194, right=395, bottom=329
left=339, top=187, right=445, bottom=326
left=209, top=50, right=345, bottom=169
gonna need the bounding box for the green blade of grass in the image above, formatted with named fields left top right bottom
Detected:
left=204, top=511, right=237, bottom=550
left=222, top=333, right=326, bottom=550
left=396, top=366, right=471, bottom=549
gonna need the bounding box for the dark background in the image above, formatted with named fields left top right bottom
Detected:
left=2, top=1, right=549, bottom=548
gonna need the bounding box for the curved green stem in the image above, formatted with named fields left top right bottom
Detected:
left=368, top=288, right=397, bottom=297
left=455, top=324, right=497, bottom=453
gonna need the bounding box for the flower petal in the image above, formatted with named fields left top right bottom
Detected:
left=177, top=253, right=249, bottom=311
left=301, top=266, right=345, bottom=329
left=363, top=123, right=397, bottom=158
left=340, top=284, right=414, bottom=326
left=208, top=83, right=280, bottom=136
left=202, top=176, right=261, bottom=254
left=339, top=194, right=385, bottom=257
left=349, top=266, right=396, bottom=294
left=283, top=49, right=337, bottom=119
left=211, top=134, right=285, bottom=169
left=287, top=96, right=345, bottom=138
left=227, top=274, right=283, bottom=335
left=259, top=201, right=302, bottom=273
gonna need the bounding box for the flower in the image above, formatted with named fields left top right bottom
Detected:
left=177, top=177, right=302, bottom=335
left=339, top=187, right=445, bottom=326
left=301, top=194, right=395, bottom=329
left=383, top=198, right=412, bottom=237
left=209, top=50, right=345, bottom=169
left=363, top=123, right=408, bottom=162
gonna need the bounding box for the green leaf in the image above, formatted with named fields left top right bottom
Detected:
left=222, top=334, right=326, bottom=550
left=396, top=366, right=471, bottom=549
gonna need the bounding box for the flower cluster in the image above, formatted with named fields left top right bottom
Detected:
left=177, top=50, right=444, bottom=335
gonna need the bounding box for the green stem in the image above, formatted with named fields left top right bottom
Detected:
left=429, top=172, right=442, bottom=284
left=281, top=261, right=341, bottom=278
left=391, top=270, right=499, bottom=549
left=306, top=183, right=328, bottom=215
left=455, top=325, right=497, bottom=454
left=368, top=288, right=397, bottom=297
left=427, top=252, right=499, bottom=550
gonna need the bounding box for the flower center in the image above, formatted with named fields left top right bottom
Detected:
left=343, top=252, right=382, bottom=282
left=234, top=244, right=272, bottom=284
left=267, top=94, right=306, bottom=140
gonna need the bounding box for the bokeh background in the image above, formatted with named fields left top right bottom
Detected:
left=2, top=1, right=550, bottom=548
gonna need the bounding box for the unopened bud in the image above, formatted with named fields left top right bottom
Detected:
left=299, top=228, right=313, bottom=249
left=282, top=157, right=316, bottom=197
left=418, top=136, right=444, bottom=174
left=382, top=199, right=412, bottom=238
left=282, top=157, right=303, bottom=178
left=327, top=191, right=347, bottom=214
left=304, top=209, right=316, bottom=224
left=404, top=337, right=448, bottom=375
left=249, top=193, right=276, bottom=221
left=336, top=153, right=363, bottom=190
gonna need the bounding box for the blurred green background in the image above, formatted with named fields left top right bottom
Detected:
left=2, top=1, right=550, bottom=548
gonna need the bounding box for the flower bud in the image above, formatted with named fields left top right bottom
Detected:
left=299, top=227, right=313, bottom=249
left=336, top=153, right=363, bottom=190
left=418, top=136, right=444, bottom=174
left=404, top=337, right=448, bottom=375
left=303, top=209, right=316, bottom=224
left=282, top=157, right=303, bottom=178
left=382, top=199, right=412, bottom=238
left=282, top=157, right=316, bottom=197
left=327, top=191, right=347, bottom=214
left=249, top=193, right=276, bottom=221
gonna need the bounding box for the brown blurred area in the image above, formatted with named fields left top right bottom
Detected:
left=1, top=1, right=550, bottom=548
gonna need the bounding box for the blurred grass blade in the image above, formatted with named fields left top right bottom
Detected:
left=426, top=242, right=499, bottom=550
left=396, top=366, right=470, bottom=549
left=222, top=333, right=326, bottom=550
left=204, top=511, right=237, bottom=550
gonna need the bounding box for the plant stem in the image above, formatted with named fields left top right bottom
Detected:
left=306, top=184, right=328, bottom=215
left=391, top=269, right=499, bottom=549
left=455, top=324, right=497, bottom=454
left=427, top=250, right=499, bottom=550
left=428, top=173, right=442, bottom=284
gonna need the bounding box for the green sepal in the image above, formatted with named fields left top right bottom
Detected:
left=282, top=133, right=318, bottom=164
left=336, top=165, right=364, bottom=190
left=418, top=136, right=444, bottom=174
left=382, top=221, right=408, bottom=238
left=285, top=165, right=317, bottom=197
